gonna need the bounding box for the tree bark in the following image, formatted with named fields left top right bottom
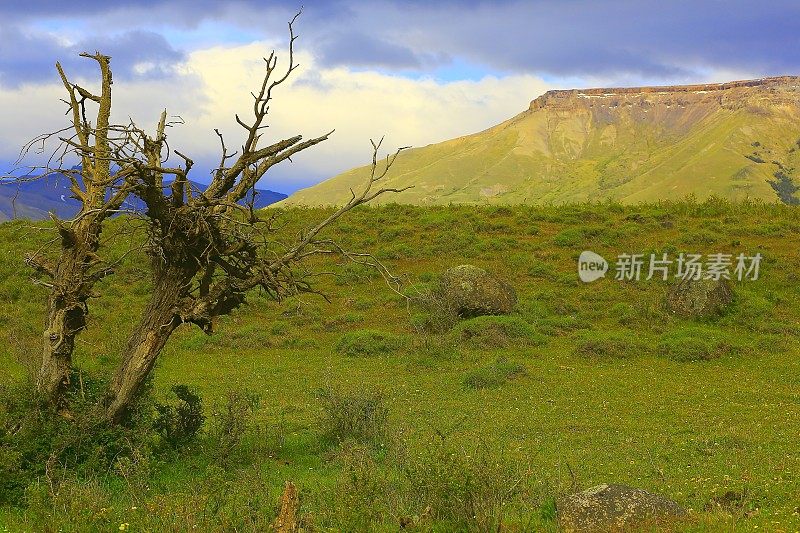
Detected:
left=36, top=228, right=95, bottom=410
left=37, top=294, right=83, bottom=410
left=103, top=267, right=186, bottom=423
left=34, top=53, right=116, bottom=411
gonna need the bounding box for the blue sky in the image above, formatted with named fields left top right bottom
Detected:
left=2, top=1, right=798, bottom=193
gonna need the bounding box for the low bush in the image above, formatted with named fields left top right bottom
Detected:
left=552, top=226, right=605, bottom=247
left=153, top=384, right=205, bottom=449
left=451, top=315, right=547, bottom=348
left=334, top=262, right=381, bottom=286
left=327, top=443, right=391, bottom=530
left=534, top=315, right=591, bottom=336
left=0, top=372, right=155, bottom=506
left=574, top=330, right=645, bottom=359
left=658, top=327, right=739, bottom=362
left=463, top=358, right=527, bottom=389
left=410, top=293, right=460, bottom=334
left=321, top=312, right=366, bottom=332
left=335, top=329, right=405, bottom=356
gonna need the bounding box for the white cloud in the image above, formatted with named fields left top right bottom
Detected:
left=2, top=41, right=552, bottom=192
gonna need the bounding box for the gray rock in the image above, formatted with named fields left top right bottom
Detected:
left=557, top=483, right=686, bottom=532
left=666, top=277, right=733, bottom=318
left=437, top=265, right=517, bottom=318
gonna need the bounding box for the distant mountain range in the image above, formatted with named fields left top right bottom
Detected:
left=281, top=76, right=800, bottom=206
left=0, top=175, right=287, bottom=221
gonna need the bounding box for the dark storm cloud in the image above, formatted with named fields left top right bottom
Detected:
left=0, top=0, right=340, bottom=21
left=423, top=0, right=800, bottom=79
left=0, top=26, right=184, bottom=88
left=2, top=0, right=799, bottom=85
left=316, top=32, right=442, bottom=69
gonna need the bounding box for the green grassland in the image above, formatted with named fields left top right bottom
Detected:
left=1, top=200, right=800, bottom=531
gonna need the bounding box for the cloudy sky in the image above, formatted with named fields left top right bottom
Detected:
left=2, top=1, right=798, bottom=193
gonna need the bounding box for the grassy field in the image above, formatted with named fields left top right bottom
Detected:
left=1, top=200, right=799, bottom=531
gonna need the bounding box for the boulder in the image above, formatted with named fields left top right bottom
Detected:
left=666, top=277, right=733, bottom=318
left=437, top=265, right=517, bottom=318
left=557, top=483, right=686, bottom=532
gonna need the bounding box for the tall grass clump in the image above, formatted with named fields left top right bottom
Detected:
left=400, top=437, right=530, bottom=532
left=318, top=388, right=389, bottom=447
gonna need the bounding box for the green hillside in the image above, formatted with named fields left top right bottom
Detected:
left=2, top=200, right=800, bottom=530
left=282, top=77, right=800, bottom=206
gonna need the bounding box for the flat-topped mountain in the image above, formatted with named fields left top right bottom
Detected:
left=282, top=76, right=800, bottom=206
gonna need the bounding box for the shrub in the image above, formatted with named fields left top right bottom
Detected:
left=207, top=389, right=261, bottom=466
left=610, top=302, right=638, bottom=326
left=318, top=388, right=388, bottom=446
left=152, top=384, right=205, bottom=448
left=552, top=226, right=605, bottom=247
left=335, top=329, right=405, bottom=356
left=411, top=289, right=460, bottom=333
left=678, top=230, right=718, bottom=245
left=451, top=316, right=547, bottom=348
left=0, top=372, right=155, bottom=506
left=321, top=312, right=365, bottom=332
left=463, top=358, right=527, bottom=389
left=217, top=323, right=273, bottom=349
left=270, top=320, right=291, bottom=335
left=527, top=262, right=557, bottom=280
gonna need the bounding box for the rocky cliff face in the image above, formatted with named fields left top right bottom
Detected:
left=282, top=77, right=800, bottom=206
left=529, top=76, right=800, bottom=111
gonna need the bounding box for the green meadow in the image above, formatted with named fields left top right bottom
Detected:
left=1, top=199, right=799, bottom=531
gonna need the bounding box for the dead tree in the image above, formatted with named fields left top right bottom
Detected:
left=19, top=53, right=137, bottom=412
left=16, top=14, right=409, bottom=422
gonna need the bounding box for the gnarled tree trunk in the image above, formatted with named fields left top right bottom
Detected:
left=38, top=295, right=84, bottom=410
left=103, top=266, right=189, bottom=423
left=35, top=220, right=101, bottom=410
left=27, top=53, right=124, bottom=412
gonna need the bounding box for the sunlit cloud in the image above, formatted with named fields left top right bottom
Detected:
left=1, top=42, right=551, bottom=192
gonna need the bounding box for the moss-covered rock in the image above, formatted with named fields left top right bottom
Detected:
left=438, top=265, right=517, bottom=318
left=665, top=277, right=733, bottom=318
left=557, top=483, right=686, bottom=532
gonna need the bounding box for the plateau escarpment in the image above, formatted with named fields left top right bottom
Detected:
left=282, top=76, right=800, bottom=206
